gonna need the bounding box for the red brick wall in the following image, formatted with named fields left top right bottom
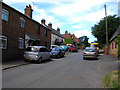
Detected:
left=62, top=33, right=71, bottom=39
left=2, top=3, right=51, bottom=61
left=109, top=40, right=118, bottom=57
left=104, top=40, right=118, bottom=57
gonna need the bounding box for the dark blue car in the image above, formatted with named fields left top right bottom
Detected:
left=51, top=47, right=65, bottom=58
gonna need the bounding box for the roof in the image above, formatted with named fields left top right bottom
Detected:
left=52, top=29, right=64, bottom=38
left=2, top=2, right=51, bottom=31
left=25, top=33, right=40, bottom=41
left=109, top=25, right=120, bottom=42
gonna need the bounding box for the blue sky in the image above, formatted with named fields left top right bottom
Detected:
left=3, top=0, right=119, bottom=43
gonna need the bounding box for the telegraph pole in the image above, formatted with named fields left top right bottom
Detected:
left=104, top=4, right=108, bottom=55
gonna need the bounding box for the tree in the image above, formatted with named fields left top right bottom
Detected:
left=91, top=15, right=120, bottom=48
left=64, top=38, right=71, bottom=45
left=79, top=36, right=89, bottom=48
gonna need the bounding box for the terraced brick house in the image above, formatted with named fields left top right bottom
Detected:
left=1, top=2, right=52, bottom=61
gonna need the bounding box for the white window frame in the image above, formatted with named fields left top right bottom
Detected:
left=0, top=35, right=7, bottom=49
left=20, top=17, right=25, bottom=28
left=2, top=9, right=9, bottom=21
left=19, top=38, right=24, bottom=49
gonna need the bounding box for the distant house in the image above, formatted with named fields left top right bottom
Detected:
left=48, top=23, right=64, bottom=46
left=108, top=25, right=120, bottom=57
left=1, top=2, right=52, bottom=61
left=62, top=30, right=79, bottom=45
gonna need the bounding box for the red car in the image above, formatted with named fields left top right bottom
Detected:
left=68, top=45, right=78, bottom=52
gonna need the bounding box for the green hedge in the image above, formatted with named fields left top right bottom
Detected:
left=115, top=35, right=120, bottom=58
left=65, top=38, right=71, bottom=45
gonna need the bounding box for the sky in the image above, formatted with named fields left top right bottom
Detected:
left=3, top=0, right=119, bottom=43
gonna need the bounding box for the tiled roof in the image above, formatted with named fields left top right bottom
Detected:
left=109, top=25, right=120, bottom=42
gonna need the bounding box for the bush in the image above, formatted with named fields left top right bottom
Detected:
left=115, top=35, right=120, bottom=58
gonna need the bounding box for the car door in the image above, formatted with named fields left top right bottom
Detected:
left=39, top=48, right=46, bottom=60
left=45, top=48, right=50, bottom=59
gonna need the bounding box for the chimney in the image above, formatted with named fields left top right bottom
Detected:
left=24, top=4, right=33, bottom=18
left=65, top=30, right=68, bottom=34
left=48, top=23, right=52, bottom=28
left=57, top=27, right=60, bottom=33
left=41, top=19, right=46, bottom=25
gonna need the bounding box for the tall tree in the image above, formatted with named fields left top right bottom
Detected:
left=91, top=15, right=120, bottom=48
left=79, top=36, right=89, bottom=48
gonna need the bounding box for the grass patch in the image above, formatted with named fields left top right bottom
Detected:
left=103, top=70, right=120, bottom=89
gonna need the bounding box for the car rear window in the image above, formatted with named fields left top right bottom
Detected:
left=25, top=47, right=38, bottom=52
left=85, top=49, right=96, bottom=52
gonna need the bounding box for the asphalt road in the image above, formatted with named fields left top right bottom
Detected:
left=3, top=50, right=118, bottom=88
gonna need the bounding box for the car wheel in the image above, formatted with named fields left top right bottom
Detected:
left=24, top=59, right=28, bottom=62
left=57, top=54, right=60, bottom=58
left=83, top=57, right=86, bottom=60
left=49, top=56, right=52, bottom=60
left=38, top=58, right=42, bottom=63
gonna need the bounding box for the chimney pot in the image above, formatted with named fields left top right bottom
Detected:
left=57, top=27, right=60, bottom=33
left=41, top=19, right=46, bottom=25
left=48, top=23, right=52, bottom=28
left=24, top=4, right=33, bottom=18
left=65, top=30, right=68, bottom=34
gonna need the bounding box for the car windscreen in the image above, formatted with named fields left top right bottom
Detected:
left=25, top=47, right=38, bottom=52
left=91, top=45, right=98, bottom=47
left=52, top=48, right=59, bottom=51
left=85, top=49, right=96, bottom=52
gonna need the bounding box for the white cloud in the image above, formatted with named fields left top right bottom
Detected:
left=73, top=29, right=91, bottom=38
left=70, top=17, right=84, bottom=23
left=71, top=24, right=82, bottom=29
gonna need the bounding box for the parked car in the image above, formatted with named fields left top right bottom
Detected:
left=99, top=49, right=104, bottom=54
left=51, top=47, right=65, bottom=58
left=68, top=45, right=78, bottom=52
left=50, top=45, right=59, bottom=50
left=83, top=47, right=98, bottom=60
left=24, top=46, right=52, bottom=63
left=59, top=45, right=67, bottom=51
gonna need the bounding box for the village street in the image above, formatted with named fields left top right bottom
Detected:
left=2, top=50, right=118, bottom=88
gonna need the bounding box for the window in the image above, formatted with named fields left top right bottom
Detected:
left=45, top=30, right=47, bottom=36
left=19, top=38, right=24, bottom=49
left=112, top=43, right=114, bottom=49
left=45, top=42, right=47, bottom=47
left=0, top=36, right=7, bottom=49
left=115, top=42, right=117, bottom=48
left=20, top=17, right=25, bottom=28
left=2, top=9, right=9, bottom=21
left=37, top=25, right=40, bottom=34
left=39, top=48, right=46, bottom=52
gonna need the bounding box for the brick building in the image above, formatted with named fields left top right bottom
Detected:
left=1, top=2, right=52, bottom=61
left=49, top=23, right=64, bottom=46
left=62, top=30, right=79, bottom=45
left=108, top=25, right=120, bottom=56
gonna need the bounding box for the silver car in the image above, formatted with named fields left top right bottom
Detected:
left=83, top=47, right=98, bottom=60
left=24, top=46, right=52, bottom=63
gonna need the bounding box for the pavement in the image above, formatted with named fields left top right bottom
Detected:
left=2, top=59, right=29, bottom=70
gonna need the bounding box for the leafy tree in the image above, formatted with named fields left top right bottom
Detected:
left=91, top=15, right=120, bottom=48
left=79, top=36, right=89, bottom=48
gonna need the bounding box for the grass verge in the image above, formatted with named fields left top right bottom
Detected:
left=103, top=70, right=120, bottom=89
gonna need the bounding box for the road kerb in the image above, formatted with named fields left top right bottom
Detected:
left=2, top=63, right=29, bottom=70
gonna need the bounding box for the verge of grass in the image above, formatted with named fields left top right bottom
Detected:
left=103, top=70, right=120, bottom=89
